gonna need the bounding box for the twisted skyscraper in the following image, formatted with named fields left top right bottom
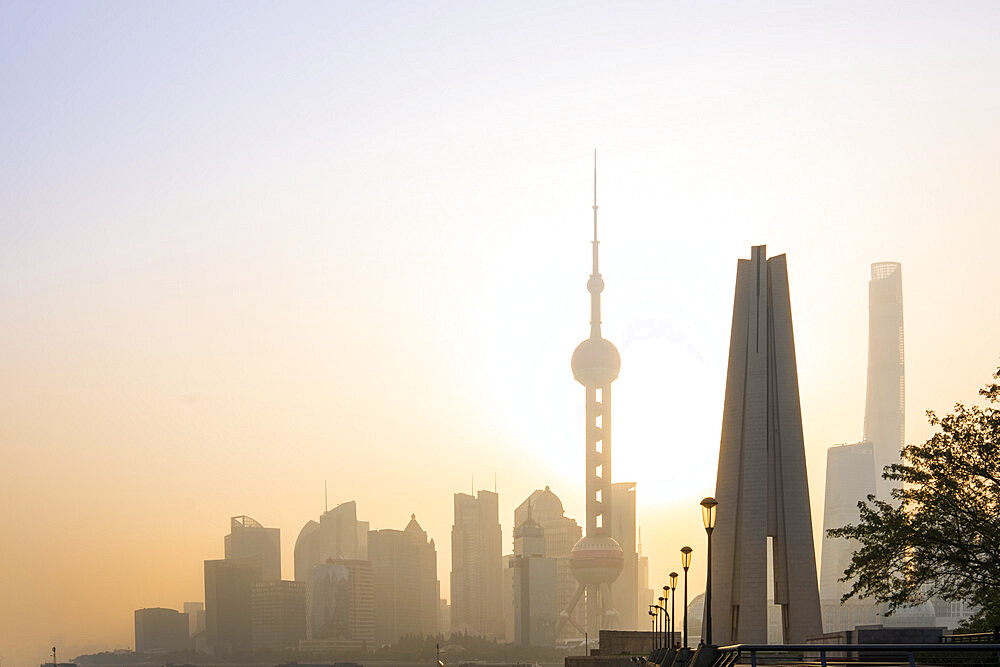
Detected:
left=556, top=157, right=624, bottom=638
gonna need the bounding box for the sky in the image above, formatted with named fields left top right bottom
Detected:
left=1, top=1, right=999, bottom=663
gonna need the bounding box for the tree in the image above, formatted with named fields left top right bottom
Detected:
left=828, top=366, right=1000, bottom=631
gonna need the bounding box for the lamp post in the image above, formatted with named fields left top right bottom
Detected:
left=680, top=546, right=692, bottom=648
left=700, top=497, right=718, bottom=646
left=658, top=597, right=667, bottom=649
left=669, top=572, right=678, bottom=647
left=649, top=606, right=657, bottom=652
left=663, top=586, right=670, bottom=648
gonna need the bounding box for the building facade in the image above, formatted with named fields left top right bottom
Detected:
left=511, top=516, right=558, bottom=646
left=204, top=557, right=262, bottom=653
left=225, top=515, right=281, bottom=582
left=451, top=490, right=504, bottom=638
left=368, top=515, right=439, bottom=645
left=610, top=482, right=638, bottom=630
left=134, top=607, right=190, bottom=653
left=819, top=441, right=878, bottom=631
left=294, top=500, right=370, bottom=583
left=709, top=245, right=822, bottom=644
left=306, top=559, right=375, bottom=647
left=514, top=487, right=583, bottom=639
left=251, top=580, right=307, bottom=652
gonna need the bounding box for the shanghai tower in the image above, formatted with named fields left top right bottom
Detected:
left=862, top=262, right=904, bottom=500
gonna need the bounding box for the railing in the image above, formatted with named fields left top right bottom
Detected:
left=943, top=634, right=1000, bottom=645
left=712, top=643, right=1000, bottom=667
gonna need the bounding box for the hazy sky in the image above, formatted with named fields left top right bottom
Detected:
left=2, top=1, right=999, bottom=662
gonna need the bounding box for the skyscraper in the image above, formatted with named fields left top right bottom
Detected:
left=368, top=515, right=439, bottom=645
left=514, top=487, right=583, bottom=639
left=451, top=490, right=504, bottom=638
left=818, top=442, right=878, bottom=631
left=863, top=262, right=905, bottom=500
left=294, top=500, right=369, bottom=583
left=511, top=516, right=558, bottom=646
left=610, top=482, right=638, bottom=630
left=251, top=580, right=307, bottom=652
left=204, top=557, right=262, bottom=653
left=709, top=245, right=822, bottom=644
left=558, top=159, right=625, bottom=638
left=306, top=559, right=375, bottom=646
left=225, top=515, right=281, bottom=582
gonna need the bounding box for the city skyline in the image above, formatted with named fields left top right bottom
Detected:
left=3, top=1, right=1000, bottom=661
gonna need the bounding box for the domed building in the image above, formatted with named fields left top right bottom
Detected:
left=514, top=488, right=584, bottom=639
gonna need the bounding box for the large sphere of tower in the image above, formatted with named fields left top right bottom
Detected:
left=568, top=535, right=624, bottom=586
left=572, top=337, right=621, bottom=387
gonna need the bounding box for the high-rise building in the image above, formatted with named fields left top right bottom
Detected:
left=451, top=490, right=503, bottom=638
left=819, top=441, right=878, bottom=631
left=863, top=262, right=905, bottom=500
left=294, top=500, right=370, bottom=582
left=709, top=245, right=822, bottom=644
left=514, top=487, right=583, bottom=639
left=368, top=514, right=439, bottom=645
left=204, top=557, right=262, bottom=653
left=610, top=482, right=638, bottom=630
left=558, top=159, right=625, bottom=638
left=251, top=580, right=306, bottom=652
left=306, top=559, right=375, bottom=647
left=183, top=602, right=205, bottom=638
left=225, top=515, right=281, bottom=582
left=511, top=517, right=558, bottom=646
left=637, top=528, right=654, bottom=627
left=134, top=608, right=190, bottom=653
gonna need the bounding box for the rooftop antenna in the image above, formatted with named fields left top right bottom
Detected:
left=324, top=480, right=328, bottom=513
left=494, top=471, right=497, bottom=494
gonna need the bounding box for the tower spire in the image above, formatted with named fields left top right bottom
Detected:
left=592, top=149, right=599, bottom=276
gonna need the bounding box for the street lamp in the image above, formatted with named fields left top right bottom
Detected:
left=680, top=546, right=692, bottom=648
left=700, top=497, right=718, bottom=646
left=658, top=597, right=667, bottom=649
left=669, top=572, right=678, bottom=648
left=648, top=606, right=657, bottom=652
left=663, top=586, right=673, bottom=646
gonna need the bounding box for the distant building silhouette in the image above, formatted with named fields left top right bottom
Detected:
left=183, top=601, right=205, bottom=638
left=637, top=528, right=653, bottom=627
left=368, top=514, right=439, bottom=645
left=709, top=245, right=822, bottom=644
left=610, top=482, right=639, bottom=630
left=511, top=515, right=558, bottom=646
left=306, top=559, right=374, bottom=647
left=863, top=262, right=905, bottom=500
left=559, top=160, right=625, bottom=638
left=251, top=580, right=306, bottom=652
left=819, top=262, right=905, bottom=632
left=204, top=557, right=262, bottom=653
left=819, top=441, right=878, bottom=632
left=514, top=487, right=583, bottom=639
left=134, top=607, right=190, bottom=653
left=451, top=490, right=503, bottom=638
left=225, top=515, right=281, bottom=582
left=294, top=500, right=369, bottom=583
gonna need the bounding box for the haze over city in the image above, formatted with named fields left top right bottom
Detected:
left=1, top=2, right=998, bottom=664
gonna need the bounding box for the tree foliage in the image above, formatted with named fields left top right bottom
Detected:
left=828, top=366, right=1000, bottom=630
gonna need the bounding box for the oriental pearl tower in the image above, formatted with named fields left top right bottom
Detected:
left=556, top=156, right=624, bottom=639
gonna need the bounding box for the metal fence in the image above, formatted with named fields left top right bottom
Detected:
left=711, top=643, right=1000, bottom=667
